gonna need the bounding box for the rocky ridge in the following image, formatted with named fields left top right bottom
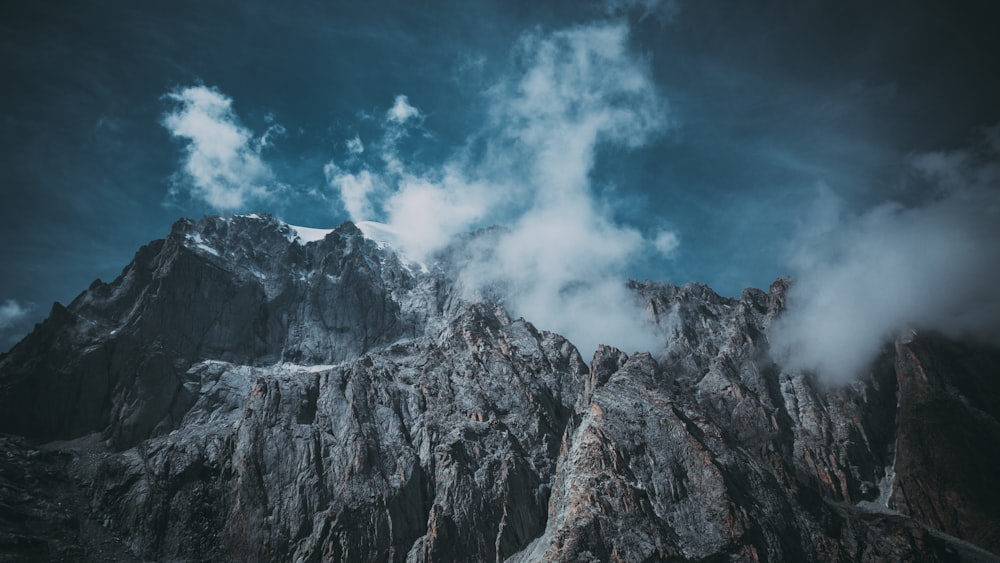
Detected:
left=1, top=213, right=998, bottom=561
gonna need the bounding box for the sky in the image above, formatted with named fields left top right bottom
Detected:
left=2, top=0, right=999, bottom=378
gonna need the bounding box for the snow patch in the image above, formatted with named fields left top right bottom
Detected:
left=288, top=224, right=335, bottom=245
left=355, top=221, right=400, bottom=247
left=196, top=244, right=219, bottom=256
left=186, top=232, right=220, bottom=256
left=277, top=362, right=337, bottom=373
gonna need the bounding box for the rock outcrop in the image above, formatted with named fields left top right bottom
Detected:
left=1, top=214, right=998, bottom=561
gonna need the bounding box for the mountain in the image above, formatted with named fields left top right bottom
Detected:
left=1, top=213, right=998, bottom=562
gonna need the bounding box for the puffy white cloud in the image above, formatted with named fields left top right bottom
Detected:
left=0, top=299, right=29, bottom=330
left=387, top=95, right=421, bottom=124
left=458, top=195, right=659, bottom=355
left=769, top=132, right=1000, bottom=383
left=162, top=85, right=277, bottom=211
left=324, top=165, right=379, bottom=223
left=491, top=24, right=669, bottom=198
left=328, top=22, right=672, bottom=356
left=383, top=169, right=495, bottom=260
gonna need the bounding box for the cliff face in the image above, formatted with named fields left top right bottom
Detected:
left=1, top=214, right=998, bottom=562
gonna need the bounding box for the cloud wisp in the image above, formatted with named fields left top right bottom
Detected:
left=326, top=22, right=676, bottom=356
left=0, top=299, right=32, bottom=350
left=0, top=299, right=29, bottom=331
left=602, top=0, right=681, bottom=23
left=769, top=129, right=1000, bottom=383
left=162, top=85, right=279, bottom=211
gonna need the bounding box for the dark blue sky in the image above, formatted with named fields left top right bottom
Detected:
left=3, top=0, right=1000, bottom=351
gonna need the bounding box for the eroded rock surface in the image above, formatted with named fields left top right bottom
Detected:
left=1, top=214, right=998, bottom=561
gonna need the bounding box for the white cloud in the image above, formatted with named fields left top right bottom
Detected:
left=346, top=136, right=364, bottom=155
left=162, top=85, right=277, bottom=211
left=384, top=168, right=495, bottom=259
left=258, top=122, right=286, bottom=150
left=458, top=195, right=659, bottom=355
left=324, top=164, right=379, bottom=223
left=327, top=22, right=672, bottom=356
left=0, top=299, right=29, bottom=330
left=387, top=95, right=421, bottom=124
left=492, top=24, right=669, bottom=199
left=652, top=229, right=680, bottom=257
left=769, top=133, right=1000, bottom=383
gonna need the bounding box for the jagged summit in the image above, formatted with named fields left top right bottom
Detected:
left=1, top=214, right=999, bottom=561
left=0, top=213, right=445, bottom=446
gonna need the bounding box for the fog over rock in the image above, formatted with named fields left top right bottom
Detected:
left=1, top=214, right=998, bottom=561
left=770, top=133, right=1000, bottom=384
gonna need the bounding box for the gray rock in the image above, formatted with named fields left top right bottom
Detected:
left=1, top=215, right=998, bottom=561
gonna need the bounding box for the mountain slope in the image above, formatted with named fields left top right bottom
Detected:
left=1, top=214, right=998, bottom=562
left=0, top=215, right=439, bottom=448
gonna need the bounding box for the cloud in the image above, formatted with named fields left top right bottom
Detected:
left=603, top=0, right=681, bottom=23
left=324, top=165, right=379, bottom=223
left=383, top=169, right=495, bottom=259
left=489, top=24, right=669, bottom=195
left=346, top=136, right=364, bottom=155
left=769, top=129, right=1000, bottom=383
left=258, top=122, right=286, bottom=150
left=0, top=299, right=32, bottom=352
left=327, top=22, right=672, bottom=356
left=162, top=85, right=278, bottom=211
left=0, top=299, right=29, bottom=330
left=652, top=229, right=680, bottom=257
left=387, top=95, right=421, bottom=125
left=457, top=196, right=658, bottom=355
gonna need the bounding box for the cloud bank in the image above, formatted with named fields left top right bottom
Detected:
left=326, top=22, right=676, bottom=355
left=162, top=85, right=278, bottom=211
left=769, top=129, right=1000, bottom=383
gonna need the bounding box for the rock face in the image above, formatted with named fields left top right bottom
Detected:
left=0, top=216, right=436, bottom=449
left=1, top=214, right=998, bottom=562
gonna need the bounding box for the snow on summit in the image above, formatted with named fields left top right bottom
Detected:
left=356, top=221, right=429, bottom=273
left=287, top=224, right=335, bottom=244
left=286, top=221, right=398, bottom=247
left=355, top=221, right=402, bottom=248
left=282, top=219, right=428, bottom=273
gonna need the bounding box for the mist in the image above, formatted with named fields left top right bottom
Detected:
left=769, top=129, right=1000, bottom=383
left=325, top=21, right=673, bottom=356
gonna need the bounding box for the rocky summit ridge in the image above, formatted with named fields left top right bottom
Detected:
left=1, top=213, right=998, bottom=562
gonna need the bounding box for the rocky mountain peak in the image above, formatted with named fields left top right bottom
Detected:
left=1, top=215, right=998, bottom=561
